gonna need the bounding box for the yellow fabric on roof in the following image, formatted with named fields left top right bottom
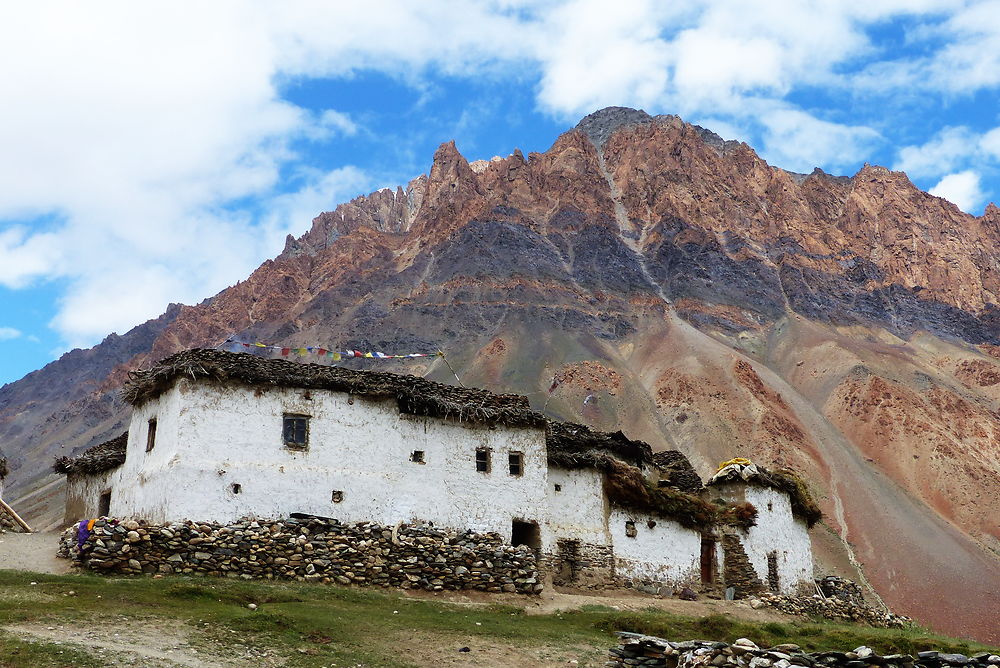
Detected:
left=717, top=457, right=753, bottom=471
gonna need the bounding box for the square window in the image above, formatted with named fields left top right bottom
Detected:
left=283, top=414, right=309, bottom=449
left=146, top=418, right=157, bottom=452
left=231, top=483, right=242, bottom=495
left=331, top=490, right=343, bottom=503
left=410, top=450, right=425, bottom=464
left=509, top=452, right=523, bottom=476
left=554, top=484, right=562, bottom=492
left=475, top=448, right=490, bottom=473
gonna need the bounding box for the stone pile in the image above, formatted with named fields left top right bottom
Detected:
left=59, top=516, right=541, bottom=594
left=607, top=634, right=1000, bottom=668
left=817, top=576, right=866, bottom=606
left=750, top=592, right=910, bottom=629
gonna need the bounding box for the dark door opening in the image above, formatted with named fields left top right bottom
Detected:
left=98, top=490, right=112, bottom=517
left=512, top=519, right=541, bottom=552
left=700, top=537, right=716, bottom=584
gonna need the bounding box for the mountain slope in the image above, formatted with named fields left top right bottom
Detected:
left=1, top=107, right=998, bottom=641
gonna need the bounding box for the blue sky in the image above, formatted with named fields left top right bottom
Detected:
left=1, top=1, right=1000, bottom=386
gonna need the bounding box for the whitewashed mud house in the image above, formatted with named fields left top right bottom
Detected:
left=56, top=349, right=819, bottom=595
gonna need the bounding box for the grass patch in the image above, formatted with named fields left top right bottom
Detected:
left=0, top=569, right=995, bottom=667
left=0, top=631, right=104, bottom=668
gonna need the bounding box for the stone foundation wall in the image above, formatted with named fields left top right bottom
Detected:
left=721, top=534, right=765, bottom=598
left=609, top=635, right=1000, bottom=668
left=60, top=517, right=541, bottom=594
left=543, top=539, right=615, bottom=587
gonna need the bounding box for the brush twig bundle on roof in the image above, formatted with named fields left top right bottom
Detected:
left=708, top=462, right=822, bottom=527
left=53, top=432, right=127, bottom=476
left=122, top=349, right=547, bottom=428
left=651, top=450, right=703, bottom=492
left=600, top=458, right=721, bottom=530
left=546, top=422, right=653, bottom=470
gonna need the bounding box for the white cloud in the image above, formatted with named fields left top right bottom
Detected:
left=0, top=327, right=21, bottom=341
left=760, top=108, right=881, bottom=173
left=2, top=1, right=1000, bottom=350
left=929, top=170, right=985, bottom=212
left=894, top=127, right=979, bottom=178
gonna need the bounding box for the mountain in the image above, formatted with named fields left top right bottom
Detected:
left=1, top=107, right=998, bottom=642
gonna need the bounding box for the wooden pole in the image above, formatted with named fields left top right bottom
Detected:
left=0, top=496, right=32, bottom=533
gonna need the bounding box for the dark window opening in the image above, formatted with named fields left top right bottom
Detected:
left=283, top=414, right=309, bottom=449
left=475, top=448, right=490, bottom=473
left=231, top=483, right=241, bottom=495
left=331, top=490, right=343, bottom=503
left=98, top=490, right=112, bottom=517
left=511, top=519, right=541, bottom=552
left=508, top=452, right=523, bottom=476
left=700, top=537, right=716, bottom=584
left=767, top=501, right=773, bottom=512
left=553, top=484, right=562, bottom=492
left=624, top=520, right=637, bottom=538
left=146, top=418, right=157, bottom=452
left=410, top=450, right=425, bottom=464
left=647, top=520, right=657, bottom=529
left=767, top=550, right=780, bottom=592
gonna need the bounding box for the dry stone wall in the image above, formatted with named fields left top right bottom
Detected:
left=60, top=517, right=541, bottom=594
left=608, top=635, right=1000, bottom=668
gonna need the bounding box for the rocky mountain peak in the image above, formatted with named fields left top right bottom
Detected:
left=575, top=106, right=653, bottom=148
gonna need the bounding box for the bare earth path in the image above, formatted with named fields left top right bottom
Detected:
left=0, top=532, right=72, bottom=574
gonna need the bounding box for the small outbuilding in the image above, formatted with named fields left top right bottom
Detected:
left=56, top=348, right=819, bottom=595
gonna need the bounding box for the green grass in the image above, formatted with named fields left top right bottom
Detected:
left=0, top=570, right=995, bottom=667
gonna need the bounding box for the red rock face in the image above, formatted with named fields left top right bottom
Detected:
left=2, top=107, right=998, bottom=642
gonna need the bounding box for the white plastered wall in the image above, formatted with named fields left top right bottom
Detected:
left=713, top=483, right=813, bottom=594
left=109, top=379, right=549, bottom=541
left=608, top=507, right=702, bottom=585
left=542, top=467, right=608, bottom=551
left=64, top=469, right=117, bottom=524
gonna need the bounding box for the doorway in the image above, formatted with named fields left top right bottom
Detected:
left=511, top=519, right=541, bottom=552
left=98, top=489, right=112, bottom=517
left=700, top=537, right=716, bottom=584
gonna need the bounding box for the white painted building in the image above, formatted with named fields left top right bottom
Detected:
left=58, top=348, right=817, bottom=594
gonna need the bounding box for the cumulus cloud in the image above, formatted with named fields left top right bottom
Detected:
left=894, top=127, right=980, bottom=178
left=930, top=170, right=985, bottom=212
left=760, top=108, right=881, bottom=173
left=0, top=327, right=22, bottom=341
left=3, top=1, right=1000, bottom=351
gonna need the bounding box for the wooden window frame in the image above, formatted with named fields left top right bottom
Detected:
left=145, top=418, right=157, bottom=452
left=508, top=451, right=524, bottom=477
left=282, top=414, right=310, bottom=450
left=475, top=448, right=490, bottom=473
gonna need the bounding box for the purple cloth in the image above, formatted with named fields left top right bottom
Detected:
left=76, top=520, right=91, bottom=550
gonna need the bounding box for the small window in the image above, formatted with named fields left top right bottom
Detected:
left=554, top=484, right=562, bottom=492
left=475, top=448, right=490, bottom=473
left=767, top=501, right=773, bottom=512
left=410, top=450, right=425, bottom=464
left=331, top=490, right=343, bottom=503
left=624, top=520, right=637, bottom=538
left=508, top=452, right=523, bottom=476
left=231, top=483, right=241, bottom=495
left=146, top=418, right=157, bottom=452
left=283, top=414, right=309, bottom=449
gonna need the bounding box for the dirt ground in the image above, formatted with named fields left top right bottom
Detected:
left=0, top=531, right=72, bottom=575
